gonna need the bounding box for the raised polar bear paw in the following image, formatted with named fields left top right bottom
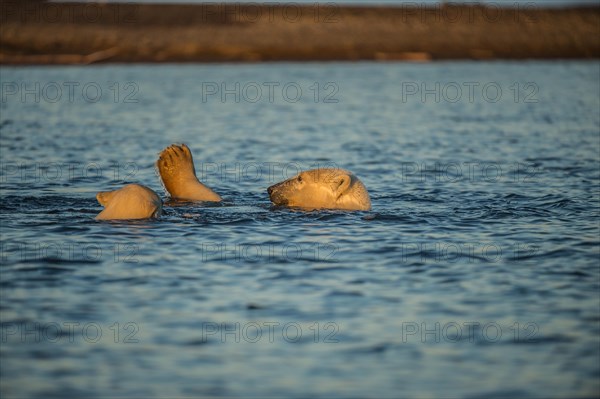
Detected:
left=94, top=146, right=369, bottom=220
left=95, top=184, right=162, bottom=220
left=156, top=143, right=221, bottom=202
left=268, top=168, right=371, bottom=211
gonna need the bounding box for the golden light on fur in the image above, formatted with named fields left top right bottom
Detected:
left=95, top=184, right=162, bottom=220
left=156, top=144, right=221, bottom=202
left=268, top=168, right=371, bottom=211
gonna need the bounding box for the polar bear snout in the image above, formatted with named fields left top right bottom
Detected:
left=267, top=182, right=290, bottom=206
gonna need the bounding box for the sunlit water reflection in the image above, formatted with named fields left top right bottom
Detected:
left=1, top=61, right=599, bottom=398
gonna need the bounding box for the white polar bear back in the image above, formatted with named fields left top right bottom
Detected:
left=95, top=184, right=162, bottom=220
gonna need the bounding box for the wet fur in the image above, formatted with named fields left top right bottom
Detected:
left=268, top=168, right=371, bottom=211
left=96, top=184, right=162, bottom=220
left=156, top=144, right=221, bottom=202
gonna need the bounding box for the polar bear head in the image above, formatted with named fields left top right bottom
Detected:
left=267, top=168, right=371, bottom=211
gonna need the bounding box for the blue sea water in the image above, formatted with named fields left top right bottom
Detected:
left=0, top=61, right=599, bottom=398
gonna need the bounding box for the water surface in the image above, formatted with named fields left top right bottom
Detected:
left=1, top=61, right=599, bottom=398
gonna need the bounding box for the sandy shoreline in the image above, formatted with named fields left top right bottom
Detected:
left=1, top=1, right=599, bottom=64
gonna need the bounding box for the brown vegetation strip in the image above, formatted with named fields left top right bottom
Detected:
left=1, top=1, right=599, bottom=64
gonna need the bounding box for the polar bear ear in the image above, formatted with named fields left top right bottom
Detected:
left=96, top=190, right=117, bottom=207
left=335, top=174, right=352, bottom=197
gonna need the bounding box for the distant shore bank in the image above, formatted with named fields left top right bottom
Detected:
left=1, top=1, right=598, bottom=64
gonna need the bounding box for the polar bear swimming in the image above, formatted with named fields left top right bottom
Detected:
left=95, top=184, right=162, bottom=220
left=94, top=144, right=220, bottom=220
left=95, top=144, right=370, bottom=220
left=268, top=168, right=371, bottom=211
left=156, top=143, right=222, bottom=202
